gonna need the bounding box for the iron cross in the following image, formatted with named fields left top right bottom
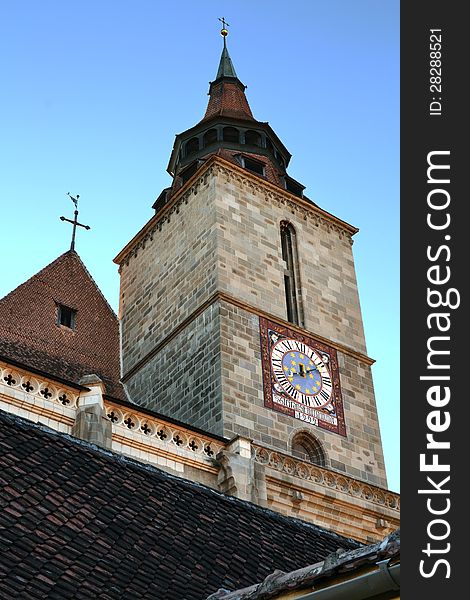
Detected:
left=60, top=193, right=90, bottom=251
left=218, top=17, right=230, bottom=30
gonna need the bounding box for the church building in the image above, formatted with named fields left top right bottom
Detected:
left=0, top=25, right=399, bottom=599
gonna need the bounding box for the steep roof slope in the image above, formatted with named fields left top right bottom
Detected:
left=0, top=410, right=360, bottom=600
left=0, top=250, right=124, bottom=399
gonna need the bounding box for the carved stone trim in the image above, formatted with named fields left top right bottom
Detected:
left=115, top=164, right=216, bottom=268
left=0, top=362, right=79, bottom=409
left=122, top=291, right=375, bottom=383
left=114, top=156, right=357, bottom=268
left=253, top=444, right=400, bottom=512
left=213, top=160, right=356, bottom=242
left=104, top=401, right=224, bottom=459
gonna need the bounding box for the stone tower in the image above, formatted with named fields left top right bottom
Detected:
left=115, top=33, right=387, bottom=489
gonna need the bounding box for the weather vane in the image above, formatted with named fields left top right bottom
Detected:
left=218, top=17, right=230, bottom=38
left=60, top=192, right=90, bottom=252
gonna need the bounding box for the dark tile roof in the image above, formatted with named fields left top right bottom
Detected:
left=207, top=530, right=400, bottom=599
left=0, top=251, right=125, bottom=400
left=0, top=409, right=360, bottom=600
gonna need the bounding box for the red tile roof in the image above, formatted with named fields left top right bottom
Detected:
left=202, top=80, right=255, bottom=123
left=0, top=251, right=124, bottom=400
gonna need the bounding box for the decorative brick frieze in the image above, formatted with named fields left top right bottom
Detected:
left=253, top=444, right=399, bottom=512
left=0, top=361, right=79, bottom=409
left=104, top=400, right=225, bottom=461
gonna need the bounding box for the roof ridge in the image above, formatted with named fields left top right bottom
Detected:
left=0, top=250, right=118, bottom=320
left=69, top=250, right=118, bottom=320
left=0, top=250, right=71, bottom=304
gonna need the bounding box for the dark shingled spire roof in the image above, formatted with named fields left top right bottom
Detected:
left=0, top=409, right=360, bottom=600
left=216, top=39, right=238, bottom=79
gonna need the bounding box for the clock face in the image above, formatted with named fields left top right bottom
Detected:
left=270, top=339, right=333, bottom=408
left=260, top=318, right=347, bottom=437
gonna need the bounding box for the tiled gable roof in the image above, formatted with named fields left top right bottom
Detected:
left=0, top=410, right=360, bottom=600
left=0, top=251, right=124, bottom=400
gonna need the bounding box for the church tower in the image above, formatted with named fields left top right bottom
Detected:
left=115, top=28, right=387, bottom=490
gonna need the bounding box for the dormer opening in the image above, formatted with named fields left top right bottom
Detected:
left=57, top=304, right=76, bottom=330
left=284, top=177, right=305, bottom=198
left=241, top=156, right=265, bottom=176
left=180, top=161, right=200, bottom=185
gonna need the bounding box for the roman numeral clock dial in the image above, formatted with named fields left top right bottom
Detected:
left=260, top=319, right=347, bottom=436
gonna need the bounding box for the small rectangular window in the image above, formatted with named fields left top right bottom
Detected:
left=242, top=156, right=265, bottom=176
left=180, top=161, right=199, bottom=184
left=284, top=176, right=305, bottom=198
left=58, top=305, right=76, bottom=329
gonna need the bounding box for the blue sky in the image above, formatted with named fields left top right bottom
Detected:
left=0, top=1, right=399, bottom=491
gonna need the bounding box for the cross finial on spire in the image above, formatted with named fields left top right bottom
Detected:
left=218, top=17, right=229, bottom=44
left=60, top=193, right=91, bottom=252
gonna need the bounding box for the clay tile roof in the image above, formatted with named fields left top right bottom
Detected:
left=207, top=530, right=400, bottom=599
left=0, top=410, right=360, bottom=600
left=202, top=80, right=255, bottom=122
left=201, top=43, right=255, bottom=123
left=0, top=251, right=124, bottom=400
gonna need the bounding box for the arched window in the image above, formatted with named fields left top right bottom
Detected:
left=185, top=137, right=199, bottom=157
left=203, top=129, right=218, bottom=148
left=280, top=221, right=304, bottom=326
left=244, top=130, right=261, bottom=147
left=223, top=126, right=239, bottom=143
left=292, top=432, right=326, bottom=466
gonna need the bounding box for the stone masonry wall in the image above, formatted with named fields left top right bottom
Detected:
left=125, top=303, right=223, bottom=435
left=213, top=164, right=368, bottom=355
left=219, top=300, right=387, bottom=488
left=119, top=172, right=218, bottom=375
left=119, top=161, right=387, bottom=488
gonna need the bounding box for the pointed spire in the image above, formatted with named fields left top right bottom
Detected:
left=201, top=20, right=254, bottom=123
left=216, top=38, right=238, bottom=80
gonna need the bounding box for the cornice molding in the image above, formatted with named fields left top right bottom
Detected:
left=0, top=360, right=80, bottom=408
left=255, top=445, right=400, bottom=513
left=114, top=156, right=358, bottom=267
left=121, top=291, right=374, bottom=383
left=218, top=292, right=374, bottom=365
left=213, top=158, right=358, bottom=240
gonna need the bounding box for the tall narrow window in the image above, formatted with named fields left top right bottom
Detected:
left=280, top=222, right=303, bottom=326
